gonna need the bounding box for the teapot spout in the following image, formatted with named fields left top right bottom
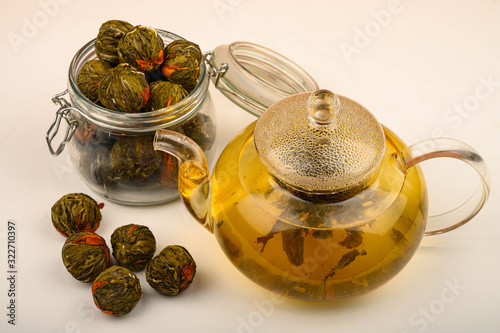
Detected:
left=154, top=130, right=213, bottom=232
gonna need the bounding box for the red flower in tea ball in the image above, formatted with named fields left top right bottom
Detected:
left=118, top=25, right=164, bottom=73
left=62, top=231, right=110, bottom=283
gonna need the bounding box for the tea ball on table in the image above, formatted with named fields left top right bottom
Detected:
left=145, top=245, right=196, bottom=296
left=61, top=231, right=110, bottom=283
left=51, top=193, right=103, bottom=237
left=92, top=266, right=142, bottom=316
left=111, top=224, right=156, bottom=271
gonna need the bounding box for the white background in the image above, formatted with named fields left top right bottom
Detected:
left=1, top=0, right=499, bottom=332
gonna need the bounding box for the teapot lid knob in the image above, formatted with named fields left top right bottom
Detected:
left=307, top=89, right=340, bottom=126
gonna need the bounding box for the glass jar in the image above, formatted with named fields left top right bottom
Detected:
left=46, top=30, right=216, bottom=205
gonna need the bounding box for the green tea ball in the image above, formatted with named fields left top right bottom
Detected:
left=95, top=20, right=134, bottom=66
left=51, top=193, right=103, bottom=237
left=109, top=136, right=161, bottom=182
left=146, top=81, right=188, bottom=111
left=62, top=231, right=110, bottom=283
left=76, top=59, right=111, bottom=103
left=118, top=25, right=164, bottom=72
left=174, top=112, right=216, bottom=152
left=111, top=224, right=156, bottom=271
left=79, top=145, right=118, bottom=187
left=98, top=63, right=150, bottom=113
left=145, top=245, right=196, bottom=296
left=160, top=52, right=200, bottom=92
left=164, top=39, right=202, bottom=64
left=160, top=39, right=201, bottom=91
left=92, top=266, right=142, bottom=316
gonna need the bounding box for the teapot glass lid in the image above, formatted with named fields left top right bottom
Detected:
left=254, top=90, right=386, bottom=198
left=208, top=42, right=319, bottom=116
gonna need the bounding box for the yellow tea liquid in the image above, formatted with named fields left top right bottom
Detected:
left=202, top=122, right=427, bottom=301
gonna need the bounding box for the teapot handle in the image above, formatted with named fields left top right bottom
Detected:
left=395, top=138, right=491, bottom=236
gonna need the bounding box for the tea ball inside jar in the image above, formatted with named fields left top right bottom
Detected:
left=98, top=63, right=150, bottom=113
left=160, top=40, right=202, bottom=91
left=95, top=19, right=134, bottom=66
left=117, top=25, right=164, bottom=73
left=76, top=59, right=111, bottom=103
left=145, top=80, right=188, bottom=111
left=109, top=135, right=162, bottom=182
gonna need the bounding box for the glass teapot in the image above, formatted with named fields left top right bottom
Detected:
left=154, top=88, right=489, bottom=302
left=153, top=43, right=490, bottom=302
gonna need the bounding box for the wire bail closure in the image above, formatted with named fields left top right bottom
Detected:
left=203, top=51, right=229, bottom=89
left=46, top=90, right=79, bottom=156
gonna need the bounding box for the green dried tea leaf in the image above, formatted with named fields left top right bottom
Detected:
left=76, top=59, right=111, bottom=103
left=109, top=135, right=161, bottom=182
left=339, top=228, right=364, bottom=249
left=51, top=193, right=103, bottom=237
left=318, top=249, right=367, bottom=300
left=321, top=249, right=367, bottom=282
left=145, top=81, right=188, bottom=111
left=98, top=63, right=150, bottom=113
left=95, top=20, right=134, bottom=66
left=92, top=266, right=142, bottom=316
left=111, top=224, right=156, bottom=271
left=281, top=228, right=306, bottom=267
left=62, top=231, right=110, bottom=283
left=145, top=245, right=196, bottom=296
left=118, top=25, right=164, bottom=72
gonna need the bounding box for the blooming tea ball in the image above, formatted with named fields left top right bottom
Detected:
left=161, top=53, right=200, bottom=92
left=95, top=20, right=134, bottom=66
left=118, top=25, right=164, bottom=72
left=109, top=135, right=162, bottom=182
left=62, top=231, right=110, bottom=283
left=98, top=63, right=150, bottom=113
left=92, top=266, right=142, bottom=316
left=111, top=224, right=156, bottom=271
left=145, top=245, right=196, bottom=296
left=79, top=145, right=118, bottom=187
left=76, top=59, right=111, bottom=103
left=145, top=81, right=188, bottom=111
left=161, top=39, right=202, bottom=91
left=164, top=39, right=202, bottom=64
left=174, top=112, right=216, bottom=152
left=51, top=193, right=103, bottom=237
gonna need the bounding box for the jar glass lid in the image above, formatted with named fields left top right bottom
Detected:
left=208, top=42, right=319, bottom=116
